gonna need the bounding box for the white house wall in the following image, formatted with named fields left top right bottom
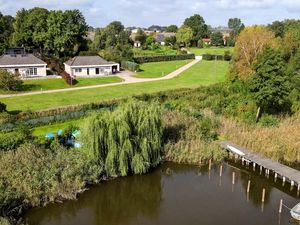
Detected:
left=2, top=65, right=47, bottom=77
left=66, top=64, right=120, bottom=77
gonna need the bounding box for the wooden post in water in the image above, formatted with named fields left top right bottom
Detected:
left=253, top=163, right=256, bottom=171
left=275, top=173, right=278, bottom=182
left=298, top=184, right=300, bottom=196
left=247, top=180, right=251, bottom=193
left=283, top=177, right=286, bottom=186
left=232, top=172, right=235, bottom=185
left=209, top=159, right=212, bottom=171
left=219, top=165, right=223, bottom=177
left=260, top=166, right=263, bottom=175
left=279, top=199, right=283, bottom=214
left=262, top=188, right=266, bottom=203
left=291, top=181, right=295, bottom=191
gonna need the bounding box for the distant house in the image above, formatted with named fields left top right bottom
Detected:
left=64, top=56, right=120, bottom=77
left=0, top=50, right=47, bottom=78
left=202, top=38, right=211, bottom=45
left=155, top=32, right=176, bottom=45
left=210, top=27, right=233, bottom=45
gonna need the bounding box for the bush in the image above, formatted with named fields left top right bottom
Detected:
left=0, top=218, right=10, bottom=225
left=0, top=143, right=99, bottom=218
left=134, top=54, right=195, bottom=63
left=224, top=51, right=232, bottom=61
left=0, top=126, right=33, bottom=151
left=259, top=114, right=279, bottom=127
left=121, top=61, right=140, bottom=72
left=0, top=69, right=23, bottom=91
left=202, top=54, right=224, bottom=61
left=0, top=102, right=6, bottom=113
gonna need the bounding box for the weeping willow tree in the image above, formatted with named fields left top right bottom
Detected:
left=80, top=100, right=163, bottom=177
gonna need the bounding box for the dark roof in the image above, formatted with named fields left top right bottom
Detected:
left=65, top=56, right=117, bottom=66
left=0, top=54, right=46, bottom=66
left=155, top=32, right=176, bottom=43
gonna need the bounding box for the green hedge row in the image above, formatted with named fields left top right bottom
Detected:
left=134, top=54, right=195, bottom=63
left=202, top=54, right=232, bottom=61
left=121, top=61, right=140, bottom=72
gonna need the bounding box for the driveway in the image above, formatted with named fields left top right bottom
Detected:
left=0, top=59, right=201, bottom=98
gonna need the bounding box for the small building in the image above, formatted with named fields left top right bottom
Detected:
left=202, top=38, right=211, bottom=45
left=64, top=56, right=120, bottom=77
left=155, top=32, right=176, bottom=45
left=0, top=53, right=47, bottom=78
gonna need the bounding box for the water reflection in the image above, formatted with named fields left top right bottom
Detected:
left=25, top=162, right=300, bottom=225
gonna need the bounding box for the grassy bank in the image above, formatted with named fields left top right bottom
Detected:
left=188, top=47, right=234, bottom=55
left=2, top=60, right=229, bottom=111
left=135, top=60, right=192, bottom=78
left=0, top=76, right=123, bottom=94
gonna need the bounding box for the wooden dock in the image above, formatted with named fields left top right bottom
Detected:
left=220, top=141, right=300, bottom=190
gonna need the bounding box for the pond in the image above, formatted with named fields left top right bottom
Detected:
left=24, top=161, right=299, bottom=225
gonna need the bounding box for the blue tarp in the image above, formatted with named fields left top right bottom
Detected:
left=45, top=132, right=55, bottom=139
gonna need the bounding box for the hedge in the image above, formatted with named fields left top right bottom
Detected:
left=121, top=61, right=140, bottom=72
left=134, top=54, right=195, bottom=63
left=202, top=54, right=232, bottom=61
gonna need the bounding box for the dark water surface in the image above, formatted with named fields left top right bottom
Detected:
left=24, top=161, right=300, bottom=225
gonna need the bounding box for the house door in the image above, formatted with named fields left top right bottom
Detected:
left=15, top=68, right=19, bottom=74
left=87, top=68, right=89, bottom=76
left=96, top=68, right=99, bottom=75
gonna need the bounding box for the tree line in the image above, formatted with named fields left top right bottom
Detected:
left=0, top=8, right=88, bottom=57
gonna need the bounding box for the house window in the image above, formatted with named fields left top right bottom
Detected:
left=26, top=68, right=37, bottom=76
left=75, top=68, right=82, bottom=73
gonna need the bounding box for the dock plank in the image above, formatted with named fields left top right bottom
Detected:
left=220, top=141, right=300, bottom=184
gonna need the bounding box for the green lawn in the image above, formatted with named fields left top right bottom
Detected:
left=32, top=118, right=85, bottom=137
left=0, top=76, right=123, bottom=94
left=135, top=60, right=192, bottom=78
left=133, top=46, right=180, bottom=57
left=189, top=47, right=234, bottom=55
left=2, top=60, right=229, bottom=112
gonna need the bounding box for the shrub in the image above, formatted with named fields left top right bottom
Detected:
left=0, top=70, right=23, bottom=91
left=0, top=102, right=6, bottom=113
left=224, top=51, right=232, bottom=61
left=121, top=61, right=140, bottom=72
left=0, top=218, right=10, bottom=225
left=134, top=54, right=195, bottom=63
left=0, top=126, right=33, bottom=151
left=259, top=114, right=279, bottom=127
left=0, top=143, right=99, bottom=218
left=202, top=54, right=213, bottom=60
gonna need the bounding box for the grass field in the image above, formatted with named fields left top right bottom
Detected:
left=189, top=47, right=234, bottom=55
left=135, top=60, right=192, bottom=78
left=0, top=76, right=123, bottom=94
left=2, top=60, right=229, bottom=112
left=32, top=118, right=85, bottom=137
left=133, top=46, right=180, bottom=57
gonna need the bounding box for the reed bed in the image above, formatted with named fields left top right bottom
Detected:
left=219, top=112, right=300, bottom=163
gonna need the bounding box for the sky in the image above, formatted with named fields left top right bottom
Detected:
left=0, top=0, right=300, bottom=28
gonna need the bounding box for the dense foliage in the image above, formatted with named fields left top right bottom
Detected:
left=12, top=8, right=88, bottom=56
left=121, top=61, right=140, bottom=72
left=0, top=70, right=23, bottom=91
left=0, top=13, right=14, bottom=54
left=134, top=53, right=195, bottom=63
left=80, top=100, right=163, bottom=176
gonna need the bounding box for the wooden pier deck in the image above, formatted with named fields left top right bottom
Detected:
left=220, top=141, right=300, bottom=188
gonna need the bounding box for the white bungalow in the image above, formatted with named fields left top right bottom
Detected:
left=64, top=56, right=120, bottom=77
left=0, top=53, right=47, bottom=78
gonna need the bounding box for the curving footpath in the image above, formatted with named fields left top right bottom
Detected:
left=0, top=59, right=200, bottom=98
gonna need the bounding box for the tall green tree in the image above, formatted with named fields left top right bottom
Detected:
left=165, top=25, right=178, bottom=33
left=268, top=20, right=285, bottom=38
left=12, top=8, right=49, bottom=49
left=183, top=14, right=208, bottom=46
left=211, top=32, right=224, bottom=46
left=249, top=47, right=291, bottom=114
left=0, top=12, right=14, bottom=53
left=176, top=26, right=193, bottom=47
left=228, top=18, right=245, bottom=46
left=45, top=9, right=88, bottom=56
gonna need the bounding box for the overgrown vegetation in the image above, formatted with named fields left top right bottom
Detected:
left=80, top=100, right=163, bottom=176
